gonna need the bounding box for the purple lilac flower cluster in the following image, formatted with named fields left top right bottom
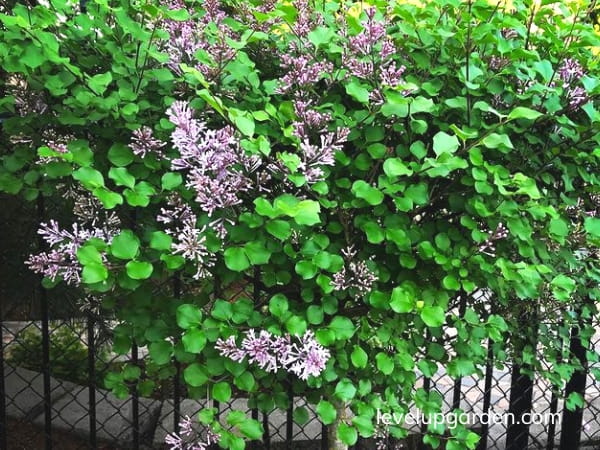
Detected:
left=215, top=329, right=330, bottom=380
left=291, top=0, right=323, bottom=37
left=288, top=100, right=349, bottom=184
left=129, top=126, right=166, bottom=158
left=298, top=129, right=349, bottom=183
left=331, top=246, right=377, bottom=296
left=165, top=415, right=219, bottom=450
left=163, top=0, right=236, bottom=79
left=157, top=194, right=216, bottom=279
left=276, top=53, right=333, bottom=94
left=557, top=58, right=588, bottom=110
left=341, top=8, right=408, bottom=103
left=478, top=223, right=509, bottom=257
left=26, top=220, right=117, bottom=285
left=166, top=101, right=260, bottom=216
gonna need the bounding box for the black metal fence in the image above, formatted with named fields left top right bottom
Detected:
left=1, top=194, right=600, bottom=450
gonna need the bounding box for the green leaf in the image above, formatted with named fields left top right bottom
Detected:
left=352, top=180, right=384, bottom=205
left=338, top=424, right=358, bottom=445
left=93, top=188, right=123, bottom=209
left=295, top=260, right=318, bottom=279
left=239, top=419, right=263, bottom=440
left=81, top=263, right=108, bottom=284
left=234, top=371, right=256, bottom=392
left=293, top=407, right=310, bottom=425
left=213, top=382, right=232, bottom=402
left=149, top=231, right=173, bottom=251
left=88, top=72, right=112, bottom=94
left=508, top=106, right=543, bottom=121
left=376, top=352, right=394, bottom=375
left=329, top=316, right=355, bottom=340
left=266, top=220, right=291, bottom=240
left=482, top=133, right=514, bottom=152
left=432, top=131, right=460, bottom=156
left=224, top=247, right=251, bottom=271
left=161, top=172, right=183, bottom=190
left=584, top=217, right=600, bottom=237
left=316, top=400, right=336, bottom=425
left=77, top=244, right=103, bottom=266
left=346, top=80, right=370, bottom=104
left=306, top=305, right=324, bottom=324
left=182, top=328, right=207, bottom=353
left=235, top=115, right=255, bottom=137
left=269, top=294, right=289, bottom=317
left=442, top=275, right=460, bottom=291
left=390, top=286, right=414, bottom=313
left=383, top=158, right=413, bottom=177
left=22, top=45, right=44, bottom=69
left=335, top=379, right=357, bottom=401
left=125, top=261, right=154, bottom=280
left=285, top=315, right=308, bottom=335
left=382, top=91, right=410, bottom=117
left=551, top=274, right=576, bottom=301
left=420, top=306, right=445, bottom=327
left=351, top=345, right=368, bottom=368
left=73, top=167, right=105, bottom=189
left=176, top=304, right=202, bottom=329
left=108, top=143, right=134, bottom=167
left=308, top=26, right=336, bottom=47
left=255, top=198, right=278, bottom=218
left=110, top=230, right=140, bottom=260
left=363, top=221, right=384, bottom=243
left=294, top=200, right=321, bottom=225
left=149, top=341, right=172, bottom=365
left=244, top=241, right=271, bottom=265
left=549, top=218, right=569, bottom=238
left=184, top=363, right=208, bottom=387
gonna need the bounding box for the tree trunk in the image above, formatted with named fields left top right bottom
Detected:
left=327, top=400, right=349, bottom=450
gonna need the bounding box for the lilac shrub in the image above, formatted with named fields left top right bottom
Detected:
left=2, top=0, right=600, bottom=449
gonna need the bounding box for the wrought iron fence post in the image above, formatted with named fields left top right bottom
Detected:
left=452, top=292, right=467, bottom=411
left=505, top=305, right=537, bottom=450
left=559, top=305, right=590, bottom=450
left=418, top=376, right=431, bottom=450
left=477, top=338, right=495, bottom=450
left=87, top=312, right=97, bottom=449
left=131, top=342, right=140, bottom=450
left=320, top=422, right=328, bottom=450
left=286, top=376, right=293, bottom=450
left=0, top=300, right=6, bottom=450
left=505, top=364, right=534, bottom=450
left=173, top=275, right=182, bottom=435
left=262, top=411, right=271, bottom=449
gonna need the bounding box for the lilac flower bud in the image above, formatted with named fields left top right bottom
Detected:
left=277, top=54, right=333, bottom=94
left=165, top=415, right=219, bottom=450
left=557, top=58, right=585, bottom=84
left=331, top=246, right=378, bottom=296
left=129, top=126, right=166, bottom=158
left=566, top=86, right=588, bottom=110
